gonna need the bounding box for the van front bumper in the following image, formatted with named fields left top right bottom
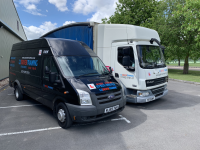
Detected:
left=66, top=100, right=125, bottom=123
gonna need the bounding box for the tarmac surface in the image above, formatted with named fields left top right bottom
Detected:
left=0, top=80, right=200, bottom=150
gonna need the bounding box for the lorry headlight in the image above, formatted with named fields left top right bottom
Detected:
left=138, top=92, right=150, bottom=97
left=76, top=89, right=92, bottom=105
left=164, top=85, right=167, bottom=90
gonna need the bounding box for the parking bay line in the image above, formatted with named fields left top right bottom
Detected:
left=0, top=115, right=131, bottom=137
left=0, top=104, right=42, bottom=109
left=0, top=127, right=61, bottom=137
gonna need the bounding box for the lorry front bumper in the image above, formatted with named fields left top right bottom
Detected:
left=65, top=98, right=125, bottom=123
left=126, top=88, right=168, bottom=103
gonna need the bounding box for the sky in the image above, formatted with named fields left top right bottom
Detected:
left=13, top=0, right=118, bottom=40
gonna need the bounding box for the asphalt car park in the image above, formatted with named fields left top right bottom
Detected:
left=0, top=80, right=200, bottom=150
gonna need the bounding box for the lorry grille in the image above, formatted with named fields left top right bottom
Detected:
left=151, top=86, right=165, bottom=97
left=146, top=77, right=167, bottom=87
left=95, top=90, right=122, bottom=104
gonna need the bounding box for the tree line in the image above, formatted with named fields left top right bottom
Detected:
left=102, top=0, right=200, bottom=74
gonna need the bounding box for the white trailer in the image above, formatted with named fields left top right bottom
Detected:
left=42, top=22, right=168, bottom=103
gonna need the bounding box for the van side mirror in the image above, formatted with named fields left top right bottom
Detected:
left=45, top=66, right=50, bottom=74
left=122, top=56, right=130, bottom=66
left=49, top=72, right=57, bottom=83
left=109, top=67, right=113, bottom=74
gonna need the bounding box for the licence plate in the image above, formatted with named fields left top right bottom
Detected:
left=104, top=105, right=119, bottom=113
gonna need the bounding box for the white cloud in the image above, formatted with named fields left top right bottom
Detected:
left=46, top=10, right=48, bottom=12
left=63, top=21, right=76, bottom=26
left=14, top=0, right=45, bottom=16
left=26, top=4, right=36, bottom=10
left=23, top=21, right=57, bottom=40
left=48, top=0, right=68, bottom=12
left=73, top=0, right=118, bottom=22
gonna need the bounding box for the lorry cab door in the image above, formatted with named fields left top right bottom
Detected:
left=41, top=56, right=61, bottom=108
left=113, top=45, right=138, bottom=89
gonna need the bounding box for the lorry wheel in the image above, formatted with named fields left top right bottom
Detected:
left=14, top=85, right=23, bottom=101
left=56, top=103, right=72, bottom=129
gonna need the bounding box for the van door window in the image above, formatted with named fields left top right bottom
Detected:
left=117, top=46, right=135, bottom=69
left=43, top=57, right=59, bottom=81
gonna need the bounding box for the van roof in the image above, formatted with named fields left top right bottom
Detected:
left=12, top=38, right=97, bottom=57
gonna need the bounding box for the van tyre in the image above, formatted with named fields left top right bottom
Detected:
left=14, top=85, right=23, bottom=101
left=56, top=103, right=72, bottom=129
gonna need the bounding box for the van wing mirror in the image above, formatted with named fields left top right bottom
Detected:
left=122, top=56, right=130, bottom=66
left=109, top=67, right=113, bottom=74
left=45, top=66, right=50, bottom=74
left=49, top=72, right=57, bottom=83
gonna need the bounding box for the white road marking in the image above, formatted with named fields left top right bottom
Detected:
left=111, top=115, right=131, bottom=123
left=0, top=104, right=42, bottom=109
left=0, top=127, right=61, bottom=137
left=7, top=94, right=14, bottom=95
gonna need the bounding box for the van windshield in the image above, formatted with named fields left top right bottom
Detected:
left=137, top=45, right=166, bottom=69
left=57, top=56, right=109, bottom=77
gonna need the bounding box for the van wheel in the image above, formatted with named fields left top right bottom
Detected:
left=14, top=85, right=23, bottom=101
left=56, top=103, right=72, bottom=129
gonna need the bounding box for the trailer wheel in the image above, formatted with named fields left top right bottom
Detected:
left=56, top=102, right=72, bottom=129
left=14, top=85, right=23, bottom=101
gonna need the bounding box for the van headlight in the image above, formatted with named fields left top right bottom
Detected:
left=76, top=89, right=92, bottom=105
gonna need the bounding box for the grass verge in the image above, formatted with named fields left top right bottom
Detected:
left=168, top=69, right=200, bottom=83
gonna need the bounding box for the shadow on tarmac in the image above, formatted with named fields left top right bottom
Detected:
left=127, top=89, right=200, bottom=110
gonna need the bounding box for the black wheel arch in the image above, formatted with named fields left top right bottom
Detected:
left=14, top=80, right=24, bottom=94
left=53, top=96, right=69, bottom=117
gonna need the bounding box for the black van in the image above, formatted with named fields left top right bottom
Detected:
left=9, top=38, right=126, bottom=128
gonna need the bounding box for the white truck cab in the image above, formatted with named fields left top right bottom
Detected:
left=42, top=22, right=168, bottom=103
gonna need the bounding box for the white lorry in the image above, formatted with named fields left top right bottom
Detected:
left=42, top=22, right=168, bottom=103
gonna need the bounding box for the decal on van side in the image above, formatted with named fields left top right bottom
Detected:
left=19, top=60, right=38, bottom=66
left=38, top=50, right=42, bottom=56
left=43, top=84, right=53, bottom=90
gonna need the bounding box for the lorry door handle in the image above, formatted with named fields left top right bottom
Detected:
left=115, top=73, right=119, bottom=78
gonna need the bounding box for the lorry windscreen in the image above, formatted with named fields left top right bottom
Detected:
left=137, top=45, right=166, bottom=69
left=57, top=56, right=109, bottom=77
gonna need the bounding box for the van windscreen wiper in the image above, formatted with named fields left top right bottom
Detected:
left=79, top=72, right=99, bottom=77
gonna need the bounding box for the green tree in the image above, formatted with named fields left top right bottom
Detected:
left=102, top=0, right=158, bottom=26
left=172, top=0, right=200, bottom=73
left=143, top=0, right=186, bottom=66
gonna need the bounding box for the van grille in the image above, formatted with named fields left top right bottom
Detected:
left=95, top=90, right=122, bottom=104
left=151, top=86, right=165, bottom=97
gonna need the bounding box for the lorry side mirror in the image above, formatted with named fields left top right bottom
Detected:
left=45, top=66, right=50, bottom=74
left=109, top=67, right=113, bottom=74
left=123, top=47, right=130, bottom=56
left=122, top=56, right=130, bottom=66
left=49, top=72, right=57, bottom=83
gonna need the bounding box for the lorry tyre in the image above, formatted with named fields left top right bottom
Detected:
left=56, top=102, right=72, bottom=129
left=14, top=85, right=23, bottom=101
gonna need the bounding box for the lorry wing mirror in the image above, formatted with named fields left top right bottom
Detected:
left=122, top=56, right=130, bottom=66
left=45, top=66, right=50, bottom=74
left=49, top=72, right=57, bottom=83
left=123, top=47, right=130, bottom=56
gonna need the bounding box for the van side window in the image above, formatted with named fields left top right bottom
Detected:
left=117, top=46, right=135, bottom=67
left=43, top=57, right=59, bottom=80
